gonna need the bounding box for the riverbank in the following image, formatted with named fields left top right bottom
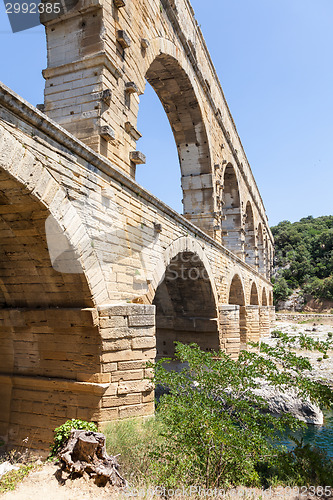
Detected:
left=273, top=315, right=333, bottom=387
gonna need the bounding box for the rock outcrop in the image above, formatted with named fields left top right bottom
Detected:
left=252, top=382, right=323, bottom=425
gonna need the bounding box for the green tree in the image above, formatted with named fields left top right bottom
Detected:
left=150, top=338, right=333, bottom=489
left=271, top=216, right=333, bottom=301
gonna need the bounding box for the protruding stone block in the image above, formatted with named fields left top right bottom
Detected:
left=114, top=0, right=125, bottom=7
left=125, top=122, right=142, bottom=141
left=117, top=30, right=131, bottom=49
left=101, top=89, right=112, bottom=106
left=129, top=151, right=146, bottom=164
left=100, top=126, right=116, bottom=142
left=125, top=82, right=139, bottom=94
left=141, top=38, right=150, bottom=49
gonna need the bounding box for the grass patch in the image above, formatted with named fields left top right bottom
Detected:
left=104, top=416, right=164, bottom=485
left=0, top=463, right=39, bottom=493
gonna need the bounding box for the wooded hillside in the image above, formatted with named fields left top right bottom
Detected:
left=271, top=216, right=333, bottom=304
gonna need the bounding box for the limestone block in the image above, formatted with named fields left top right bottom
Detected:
left=128, top=315, right=155, bottom=327
left=125, top=82, right=139, bottom=94
left=118, top=402, right=154, bottom=419
left=132, top=336, right=156, bottom=350
left=117, top=30, right=131, bottom=49
left=117, top=380, right=153, bottom=395
left=129, top=151, right=146, bottom=164
left=100, top=125, right=116, bottom=142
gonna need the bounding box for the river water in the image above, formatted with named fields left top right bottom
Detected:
left=278, top=410, right=333, bottom=458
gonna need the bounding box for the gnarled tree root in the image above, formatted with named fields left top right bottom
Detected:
left=57, top=429, right=127, bottom=487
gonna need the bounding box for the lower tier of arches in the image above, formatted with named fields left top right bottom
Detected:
left=0, top=302, right=275, bottom=454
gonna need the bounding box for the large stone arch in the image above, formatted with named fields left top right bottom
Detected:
left=257, top=223, right=265, bottom=276
left=228, top=274, right=247, bottom=349
left=221, top=164, right=243, bottom=258
left=0, top=129, right=108, bottom=451
left=244, top=201, right=256, bottom=268
left=142, top=40, right=214, bottom=235
left=0, top=127, right=108, bottom=306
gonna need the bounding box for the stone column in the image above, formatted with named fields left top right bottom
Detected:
left=218, top=305, right=240, bottom=359
left=98, top=304, right=156, bottom=424
left=0, top=304, right=157, bottom=453
left=268, top=305, right=276, bottom=329
left=259, top=306, right=270, bottom=338
left=0, top=307, right=106, bottom=454
left=244, top=305, right=260, bottom=344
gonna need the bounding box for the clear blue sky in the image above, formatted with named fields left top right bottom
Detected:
left=1, top=0, right=332, bottom=227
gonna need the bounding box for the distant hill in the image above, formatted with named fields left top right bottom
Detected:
left=271, top=216, right=333, bottom=308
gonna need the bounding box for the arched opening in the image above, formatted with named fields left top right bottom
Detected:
left=139, top=53, right=214, bottom=235
left=0, top=170, right=100, bottom=450
left=0, top=173, right=93, bottom=308
left=228, top=274, right=246, bottom=347
left=244, top=202, right=256, bottom=267
left=250, top=282, right=259, bottom=305
left=269, top=290, right=273, bottom=306
left=153, top=252, right=219, bottom=367
left=262, top=288, right=268, bottom=306
left=257, top=223, right=265, bottom=276
left=221, top=165, right=243, bottom=257
left=136, top=82, right=182, bottom=214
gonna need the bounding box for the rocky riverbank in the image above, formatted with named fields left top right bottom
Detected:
left=272, top=315, right=333, bottom=388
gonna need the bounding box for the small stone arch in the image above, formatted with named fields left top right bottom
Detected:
left=262, top=288, right=268, bottom=306
left=244, top=201, right=256, bottom=267
left=153, top=249, right=220, bottom=364
left=269, top=290, right=274, bottom=306
left=150, top=236, right=219, bottom=307
left=221, top=164, right=243, bottom=257
left=228, top=274, right=245, bottom=306
left=250, top=282, right=259, bottom=305
left=228, top=274, right=246, bottom=348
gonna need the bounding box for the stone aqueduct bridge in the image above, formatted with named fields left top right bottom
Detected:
left=0, top=0, right=274, bottom=452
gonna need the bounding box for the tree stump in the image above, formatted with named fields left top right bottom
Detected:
left=57, top=429, right=126, bottom=487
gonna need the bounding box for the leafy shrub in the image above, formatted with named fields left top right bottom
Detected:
left=259, top=442, right=333, bottom=487
left=51, top=418, right=98, bottom=457
left=273, top=277, right=292, bottom=304
left=271, top=329, right=283, bottom=338
left=149, top=340, right=333, bottom=489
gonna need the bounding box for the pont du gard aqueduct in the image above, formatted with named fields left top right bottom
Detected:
left=0, top=0, right=275, bottom=452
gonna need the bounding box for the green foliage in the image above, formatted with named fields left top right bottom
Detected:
left=273, top=277, right=292, bottom=304
left=149, top=340, right=333, bottom=489
left=0, top=464, right=37, bottom=493
left=258, top=442, right=333, bottom=487
left=271, top=216, right=333, bottom=302
left=51, top=419, right=98, bottom=457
